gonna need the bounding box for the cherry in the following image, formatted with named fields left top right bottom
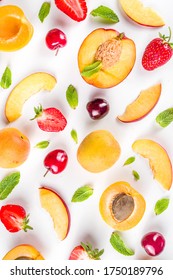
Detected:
left=141, top=232, right=165, bottom=256
left=45, top=28, right=67, bottom=54
left=86, top=98, right=109, bottom=120
left=43, top=149, right=68, bottom=176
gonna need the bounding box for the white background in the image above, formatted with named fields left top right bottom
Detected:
left=0, top=0, right=173, bottom=262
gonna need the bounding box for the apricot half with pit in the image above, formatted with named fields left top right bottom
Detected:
left=78, top=28, right=136, bottom=88
left=77, top=130, right=121, bottom=173
left=99, top=181, right=146, bottom=230
left=2, top=244, right=44, bottom=260
left=0, top=127, right=30, bottom=168
left=0, top=5, right=33, bottom=51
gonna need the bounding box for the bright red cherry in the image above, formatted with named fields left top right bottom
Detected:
left=45, top=28, right=67, bottom=54
left=141, top=232, right=165, bottom=256
left=86, top=98, right=109, bottom=120
left=43, top=149, right=68, bottom=176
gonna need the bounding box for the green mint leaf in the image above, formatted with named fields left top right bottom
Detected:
left=0, top=67, right=12, bottom=89
left=90, top=5, right=119, bottom=23
left=81, top=61, right=102, bottom=77
left=110, top=232, right=135, bottom=256
left=66, top=84, right=78, bottom=109
left=71, top=129, right=78, bottom=144
left=34, top=140, right=50, bottom=149
left=156, top=108, right=173, bottom=127
left=123, top=156, right=135, bottom=166
left=154, top=198, right=170, bottom=215
left=71, top=185, right=93, bottom=202
left=0, top=172, right=20, bottom=200
left=132, top=170, right=140, bottom=181
left=38, top=2, right=51, bottom=23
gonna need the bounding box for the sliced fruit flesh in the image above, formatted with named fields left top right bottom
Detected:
left=78, top=28, right=136, bottom=88
left=118, top=84, right=161, bottom=122
left=132, top=140, right=172, bottom=190
left=39, top=188, right=69, bottom=240
left=5, top=72, right=57, bottom=122
left=112, top=193, right=135, bottom=222
left=119, top=0, right=165, bottom=27
left=2, top=244, right=44, bottom=260
left=0, top=16, right=21, bottom=40
left=15, top=256, right=33, bottom=260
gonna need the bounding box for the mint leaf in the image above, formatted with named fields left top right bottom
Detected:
left=35, top=140, right=50, bottom=149
left=154, top=198, right=170, bottom=215
left=156, top=108, right=173, bottom=127
left=66, top=84, right=78, bottom=109
left=81, top=61, right=102, bottom=77
left=71, top=185, right=93, bottom=202
left=90, top=5, right=119, bottom=23
left=0, top=67, right=12, bottom=89
left=110, top=232, right=135, bottom=256
left=38, top=2, right=51, bottom=23
left=123, top=156, right=135, bottom=166
left=0, top=172, right=20, bottom=200
left=132, top=170, right=140, bottom=181
left=71, top=129, right=78, bottom=144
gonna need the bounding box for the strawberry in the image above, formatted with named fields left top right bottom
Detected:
left=54, top=0, right=87, bottom=22
left=31, top=105, right=67, bottom=132
left=142, top=27, right=173, bottom=71
left=69, top=242, right=104, bottom=260
left=0, top=204, right=33, bottom=233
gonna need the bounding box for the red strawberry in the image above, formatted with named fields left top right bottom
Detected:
left=31, top=105, right=67, bottom=132
left=142, top=27, right=173, bottom=71
left=54, top=0, right=87, bottom=22
left=0, top=204, right=33, bottom=233
left=69, top=242, right=104, bottom=260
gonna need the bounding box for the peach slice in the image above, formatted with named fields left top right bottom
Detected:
left=78, top=28, right=136, bottom=88
left=118, top=84, right=161, bottom=122
left=132, top=139, right=172, bottom=190
left=119, top=0, right=165, bottom=27
left=2, top=244, right=44, bottom=260
left=0, top=5, right=33, bottom=51
left=5, top=72, right=57, bottom=122
left=77, top=130, right=121, bottom=173
left=99, top=181, right=146, bottom=230
left=39, top=187, right=70, bottom=241
left=0, top=127, right=30, bottom=168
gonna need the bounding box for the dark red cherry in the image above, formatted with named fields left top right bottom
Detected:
left=44, top=149, right=68, bottom=176
left=86, top=98, right=109, bottom=120
left=141, top=232, right=165, bottom=256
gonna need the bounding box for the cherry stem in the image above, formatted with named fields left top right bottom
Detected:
left=55, top=48, right=60, bottom=56
left=43, top=169, right=49, bottom=177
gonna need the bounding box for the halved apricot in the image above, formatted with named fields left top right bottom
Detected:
left=0, top=5, right=33, bottom=51
left=99, top=181, right=146, bottom=230
left=78, top=28, right=136, bottom=88
left=2, top=244, right=44, bottom=260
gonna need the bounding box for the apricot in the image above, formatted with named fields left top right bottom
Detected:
left=0, top=127, right=30, bottom=168
left=0, top=5, right=33, bottom=51
left=78, top=28, right=136, bottom=88
left=77, top=130, right=121, bottom=173
left=99, top=181, right=146, bottom=230
left=2, top=244, right=44, bottom=260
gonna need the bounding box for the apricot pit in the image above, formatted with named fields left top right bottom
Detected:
left=99, top=181, right=146, bottom=230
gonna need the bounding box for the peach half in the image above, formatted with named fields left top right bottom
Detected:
left=2, top=244, right=44, bottom=260
left=99, top=181, right=146, bottom=230
left=78, top=28, right=136, bottom=88
left=132, top=139, right=172, bottom=190
left=39, top=187, right=70, bottom=241
left=118, top=83, right=161, bottom=122
left=119, top=0, right=165, bottom=27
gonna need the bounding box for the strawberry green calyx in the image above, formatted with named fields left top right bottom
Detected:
left=81, top=242, right=104, bottom=260
left=159, top=27, right=173, bottom=48
left=31, top=104, right=43, bottom=120
left=22, top=214, right=33, bottom=232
